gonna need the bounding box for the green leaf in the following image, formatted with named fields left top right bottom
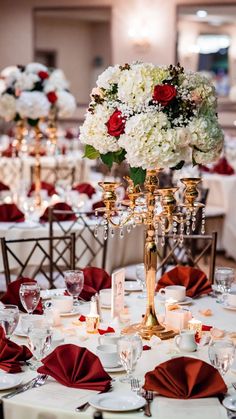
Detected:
left=100, top=152, right=114, bottom=169
left=113, top=149, right=126, bottom=164
left=170, top=160, right=185, bottom=170
left=83, top=144, right=100, bottom=160
left=129, top=167, right=146, bottom=186
left=27, top=118, right=39, bottom=127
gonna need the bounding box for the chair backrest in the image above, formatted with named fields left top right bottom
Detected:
left=0, top=234, right=75, bottom=288
left=30, top=164, right=75, bottom=186
left=157, top=232, right=217, bottom=283
left=48, top=208, right=108, bottom=270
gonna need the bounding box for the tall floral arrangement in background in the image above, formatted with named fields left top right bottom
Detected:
left=0, top=62, right=76, bottom=126
left=81, top=62, right=224, bottom=184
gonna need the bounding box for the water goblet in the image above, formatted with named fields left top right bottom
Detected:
left=19, top=283, right=40, bottom=314
left=208, top=338, right=235, bottom=375
left=131, top=333, right=143, bottom=364
left=64, top=270, right=84, bottom=306
left=215, top=267, right=234, bottom=303
left=136, top=264, right=146, bottom=299
left=118, top=336, right=134, bottom=383
left=0, top=305, right=19, bottom=338
left=27, top=320, right=53, bottom=370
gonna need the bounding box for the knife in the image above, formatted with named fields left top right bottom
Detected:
left=2, top=377, right=38, bottom=399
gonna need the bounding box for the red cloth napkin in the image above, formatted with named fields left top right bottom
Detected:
left=0, top=203, right=24, bottom=222
left=212, top=157, right=235, bottom=175
left=0, top=182, right=10, bottom=191
left=40, top=202, right=76, bottom=222
left=80, top=267, right=111, bottom=301
left=38, top=344, right=111, bottom=391
left=156, top=265, right=212, bottom=298
left=28, top=181, right=56, bottom=197
left=72, top=183, right=96, bottom=198
left=98, top=327, right=115, bottom=335
left=29, top=149, right=46, bottom=157
left=0, top=326, right=32, bottom=373
left=143, top=356, right=227, bottom=399
left=2, top=145, right=18, bottom=158
left=1, top=277, right=43, bottom=314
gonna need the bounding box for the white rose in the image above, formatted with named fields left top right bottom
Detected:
left=16, top=91, right=50, bottom=119
left=0, top=94, right=16, bottom=121
left=56, top=91, right=76, bottom=118
left=26, top=62, right=48, bottom=74
left=44, top=69, right=69, bottom=93
left=15, top=73, right=40, bottom=91
left=97, top=65, right=121, bottom=90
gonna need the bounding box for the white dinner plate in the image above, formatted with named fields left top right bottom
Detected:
left=0, top=374, right=23, bottom=390
left=223, top=395, right=236, bottom=411
left=156, top=294, right=193, bottom=305
left=124, top=281, right=142, bottom=292
left=60, top=307, right=81, bottom=317
left=223, top=303, right=236, bottom=311
left=89, top=392, right=146, bottom=412
left=104, top=365, right=125, bottom=373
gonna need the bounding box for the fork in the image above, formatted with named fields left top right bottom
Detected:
left=232, top=383, right=236, bottom=391
left=3, top=374, right=48, bottom=399
left=131, top=378, right=140, bottom=393
left=143, top=390, right=154, bottom=417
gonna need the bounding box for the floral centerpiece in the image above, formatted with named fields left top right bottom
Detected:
left=81, top=62, right=224, bottom=184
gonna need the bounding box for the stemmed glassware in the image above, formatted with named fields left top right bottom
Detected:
left=64, top=270, right=84, bottom=306
left=19, top=283, right=40, bottom=314
left=136, top=264, right=147, bottom=299
left=214, top=267, right=234, bottom=303
left=0, top=305, right=19, bottom=338
left=208, top=338, right=235, bottom=375
left=27, top=319, right=53, bottom=370
left=118, top=334, right=143, bottom=383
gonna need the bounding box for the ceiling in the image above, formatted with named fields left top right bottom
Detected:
left=35, top=8, right=111, bottom=23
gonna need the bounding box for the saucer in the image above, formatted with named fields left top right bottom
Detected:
left=60, top=307, right=81, bottom=317
left=104, top=365, right=125, bottom=373
left=156, top=294, right=193, bottom=305
left=0, top=374, right=23, bottom=390
left=223, top=303, right=236, bottom=311
left=124, top=281, right=142, bottom=292
left=223, top=395, right=236, bottom=411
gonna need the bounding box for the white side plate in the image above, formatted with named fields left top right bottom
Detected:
left=89, top=392, right=146, bottom=412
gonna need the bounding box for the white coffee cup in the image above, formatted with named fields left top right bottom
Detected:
left=51, top=295, right=73, bottom=313
left=158, top=285, right=186, bottom=302
left=96, top=344, right=119, bottom=368
left=99, top=289, right=112, bottom=307
left=227, top=291, right=236, bottom=307
left=98, top=333, right=121, bottom=346
left=174, top=329, right=197, bottom=352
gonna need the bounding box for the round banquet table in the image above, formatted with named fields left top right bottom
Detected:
left=1, top=290, right=236, bottom=419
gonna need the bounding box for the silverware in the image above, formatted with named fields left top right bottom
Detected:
left=3, top=374, right=48, bottom=399
left=232, top=382, right=236, bottom=391
left=131, top=378, right=140, bottom=392
left=143, top=390, right=153, bottom=417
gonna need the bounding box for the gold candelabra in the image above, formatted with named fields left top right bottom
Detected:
left=33, top=125, right=42, bottom=207
left=95, top=169, right=205, bottom=340
left=47, top=107, right=57, bottom=149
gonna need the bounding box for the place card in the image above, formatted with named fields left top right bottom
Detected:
left=111, top=268, right=125, bottom=319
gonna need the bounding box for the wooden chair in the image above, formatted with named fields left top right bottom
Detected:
left=48, top=208, right=108, bottom=270
left=0, top=234, right=75, bottom=288
left=157, top=231, right=217, bottom=283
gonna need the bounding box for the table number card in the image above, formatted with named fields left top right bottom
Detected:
left=111, top=268, right=125, bottom=319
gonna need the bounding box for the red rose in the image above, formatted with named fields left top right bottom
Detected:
left=153, top=84, right=177, bottom=106
left=38, top=71, right=49, bottom=80
left=106, top=109, right=125, bottom=137
left=47, top=91, right=58, bottom=104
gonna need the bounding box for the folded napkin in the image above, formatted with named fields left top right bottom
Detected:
left=0, top=203, right=24, bottom=222
left=0, top=326, right=32, bottom=373
left=2, top=145, right=18, bottom=158
left=0, top=182, right=10, bottom=191
left=212, top=157, right=235, bottom=175
left=72, top=183, right=96, bottom=199
left=156, top=265, right=212, bottom=298
left=1, top=277, right=43, bottom=314
left=40, top=202, right=76, bottom=222
left=80, top=267, right=111, bottom=301
left=29, top=149, right=46, bottom=157
left=38, top=344, right=111, bottom=391
left=143, top=357, right=227, bottom=399
left=28, top=181, right=56, bottom=197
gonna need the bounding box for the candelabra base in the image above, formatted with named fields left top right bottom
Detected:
left=122, top=322, right=177, bottom=340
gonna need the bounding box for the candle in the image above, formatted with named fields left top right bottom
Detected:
left=86, top=315, right=100, bottom=333
left=188, top=318, right=202, bottom=339
left=165, top=306, right=192, bottom=331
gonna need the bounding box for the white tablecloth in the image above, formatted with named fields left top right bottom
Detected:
left=202, top=173, right=236, bottom=259
left=1, top=290, right=235, bottom=419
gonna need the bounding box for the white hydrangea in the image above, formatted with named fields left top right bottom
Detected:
left=189, top=116, right=224, bottom=152
left=56, top=91, right=76, bottom=118
left=16, top=91, right=50, bottom=119
left=80, top=104, right=121, bottom=154
left=44, top=69, right=69, bottom=93
left=15, top=72, right=40, bottom=91
left=26, top=62, right=48, bottom=74
left=0, top=94, right=16, bottom=121
left=193, top=144, right=223, bottom=165
left=97, top=65, right=121, bottom=90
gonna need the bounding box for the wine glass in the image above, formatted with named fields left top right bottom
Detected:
left=64, top=270, right=84, bottom=306
left=136, top=264, right=146, bottom=299
left=131, top=334, right=143, bottom=364
left=0, top=305, right=19, bottom=338
left=215, top=267, right=234, bottom=303
left=19, top=283, right=40, bottom=314
left=208, top=338, right=235, bottom=375
left=118, top=336, right=134, bottom=383
left=27, top=320, right=53, bottom=370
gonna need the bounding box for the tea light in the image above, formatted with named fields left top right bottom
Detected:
left=188, top=318, right=202, bottom=339
left=86, top=315, right=100, bottom=333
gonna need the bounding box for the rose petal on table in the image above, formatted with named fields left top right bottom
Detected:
left=98, top=327, right=115, bottom=335
left=78, top=315, right=86, bottom=322
left=202, top=325, right=213, bottom=331
left=199, top=309, right=213, bottom=316
left=143, top=345, right=151, bottom=351
left=210, top=328, right=225, bottom=338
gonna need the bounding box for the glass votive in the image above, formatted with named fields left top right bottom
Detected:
left=86, top=315, right=100, bottom=333
left=188, top=318, right=202, bottom=339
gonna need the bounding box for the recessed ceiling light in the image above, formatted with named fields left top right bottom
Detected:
left=196, top=10, right=208, bottom=18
